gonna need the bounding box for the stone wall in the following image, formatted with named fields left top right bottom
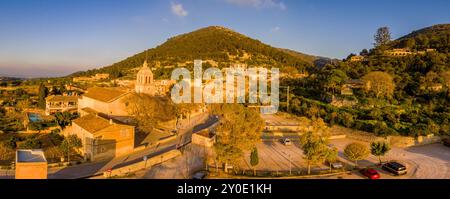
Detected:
left=340, top=125, right=441, bottom=147
left=103, top=149, right=181, bottom=178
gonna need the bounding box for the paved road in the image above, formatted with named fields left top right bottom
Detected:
left=46, top=113, right=218, bottom=179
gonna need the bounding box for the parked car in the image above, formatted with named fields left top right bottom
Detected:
left=192, top=171, right=208, bottom=179
left=382, top=161, right=407, bottom=175
left=282, top=138, right=292, bottom=146
left=330, top=161, right=344, bottom=169
left=442, top=138, right=450, bottom=147
left=360, top=168, right=380, bottom=179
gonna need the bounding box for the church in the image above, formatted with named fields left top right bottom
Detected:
left=78, top=60, right=156, bottom=117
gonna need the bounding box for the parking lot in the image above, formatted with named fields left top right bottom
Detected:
left=239, top=140, right=328, bottom=174
left=237, top=137, right=450, bottom=179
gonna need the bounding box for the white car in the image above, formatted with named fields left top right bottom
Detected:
left=330, top=162, right=344, bottom=169
left=282, top=138, right=292, bottom=146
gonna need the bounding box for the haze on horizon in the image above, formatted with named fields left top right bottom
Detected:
left=0, top=0, right=449, bottom=78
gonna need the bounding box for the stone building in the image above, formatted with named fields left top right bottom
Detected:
left=15, top=149, right=47, bottom=179
left=45, top=95, right=78, bottom=115
left=78, top=87, right=133, bottom=117
left=385, top=48, right=414, bottom=56
left=349, top=55, right=364, bottom=62
left=65, top=114, right=135, bottom=161
left=192, top=129, right=216, bottom=147
left=135, top=60, right=155, bottom=96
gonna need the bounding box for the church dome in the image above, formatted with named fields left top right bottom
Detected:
left=137, top=60, right=153, bottom=76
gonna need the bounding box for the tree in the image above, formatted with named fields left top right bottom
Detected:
left=340, top=112, right=354, bottom=128
left=59, top=134, right=82, bottom=163
left=211, top=104, right=264, bottom=172
left=19, top=135, right=42, bottom=149
left=370, top=141, right=391, bottom=164
left=299, top=118, right=330, bottom=175
left=250, top=147, right=259, bottom=176
left=362, top=71, right=395, bottom=98
left=325, top=147, right=339, bottom=172
left=55, top=112, right=73, bottom=129
left=126, top=94, right=178, bottom=132
left=176, top=102, right=203, bottom=127
left=0, top=143, right=15, bottom=161
left=37, top=83, right=48, bottom=109
left=323, top=69, right=348, bottom=94
left=344, top=142, right=369, bottom=167
left=374, top=26, right=391, bottom=47
left=359, top=49, right=369, bottom=56
left=16, top=99, right=30, bottom=111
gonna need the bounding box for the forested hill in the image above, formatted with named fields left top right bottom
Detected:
left=390, top=24, right=450, bottom=52
left=72, top=26, right=320, bottom=78
left=287, top=24, right=450, bottom=137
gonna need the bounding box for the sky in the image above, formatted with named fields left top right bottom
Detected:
left=0, top=0, right=449, bottom=78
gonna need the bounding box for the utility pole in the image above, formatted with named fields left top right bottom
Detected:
left=279, top=86, right=291, bottom=112
left=286, top=86, right=290, bottom=112
left=289, top=154, right=292, bottom=176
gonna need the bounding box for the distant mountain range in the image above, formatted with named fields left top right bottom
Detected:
left=0, top=76, right=24, bottom=81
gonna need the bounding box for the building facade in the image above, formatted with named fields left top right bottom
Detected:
left=65, top=114, right=135, bottom=161
left=45, top=95, right=79, bottom=115
left=78, top=87, right=133, bottom=117
left=135, top=60, right=155, bottom=96
left=15, top=149, right=47, bottom=179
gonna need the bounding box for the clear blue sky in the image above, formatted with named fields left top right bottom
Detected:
left=0, top=0, right=449, bottom=77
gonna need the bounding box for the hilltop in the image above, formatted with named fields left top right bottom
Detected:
left=72, top=26, right=322, bottom=78
left=390, top=24, right=450, bottom=52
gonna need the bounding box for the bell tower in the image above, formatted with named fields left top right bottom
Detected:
left=135, top=60, right=155, bottom=95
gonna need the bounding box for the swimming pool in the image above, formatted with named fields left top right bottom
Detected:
left=28, top=113, right=42, bottom=122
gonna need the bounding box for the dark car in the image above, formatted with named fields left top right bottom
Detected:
left=382, top=161, right=407, bottom=175
left=360, top=168, right=380, bottom=179
left=192, top=171, right=208, bottom=179
left=443, top=138, right=450, bottom=147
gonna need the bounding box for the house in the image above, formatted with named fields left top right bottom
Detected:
left=349, top=55, right=364, bottom=62
left=45, top=95, right=78, bottom=115
left=340, top=79, right=364, bottom=95
left=192, top=129, right=216, bottom=147
left=420, top=83, right=444, bottom=92
left=65, top=113, right=135, bottom=161
left=385, top=48, right=414, bottom=56
left=15, top=149, right=47, bottom=179
left=153, top=79, right=176, bottom=96
left=78, top=87, right=133, bottom=117
left=418, top=48, right=437, bottom=55
left=93, top=73, right=110, bottom=80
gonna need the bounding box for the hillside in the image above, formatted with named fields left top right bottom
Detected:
left=390, top=24, right=450, bottom=52
left=72, top=26, right=320, bottom=78
left=283, top=24, right=450, bottom=138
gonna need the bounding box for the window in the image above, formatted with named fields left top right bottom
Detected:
left=120, top=129, right=129, bottom=137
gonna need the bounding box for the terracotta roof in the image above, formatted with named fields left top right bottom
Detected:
left=82, top=87, right=130, bottom=103
left=72, top=114, right=133, bottom=135
left=45, top=95, right=78, bottom=102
